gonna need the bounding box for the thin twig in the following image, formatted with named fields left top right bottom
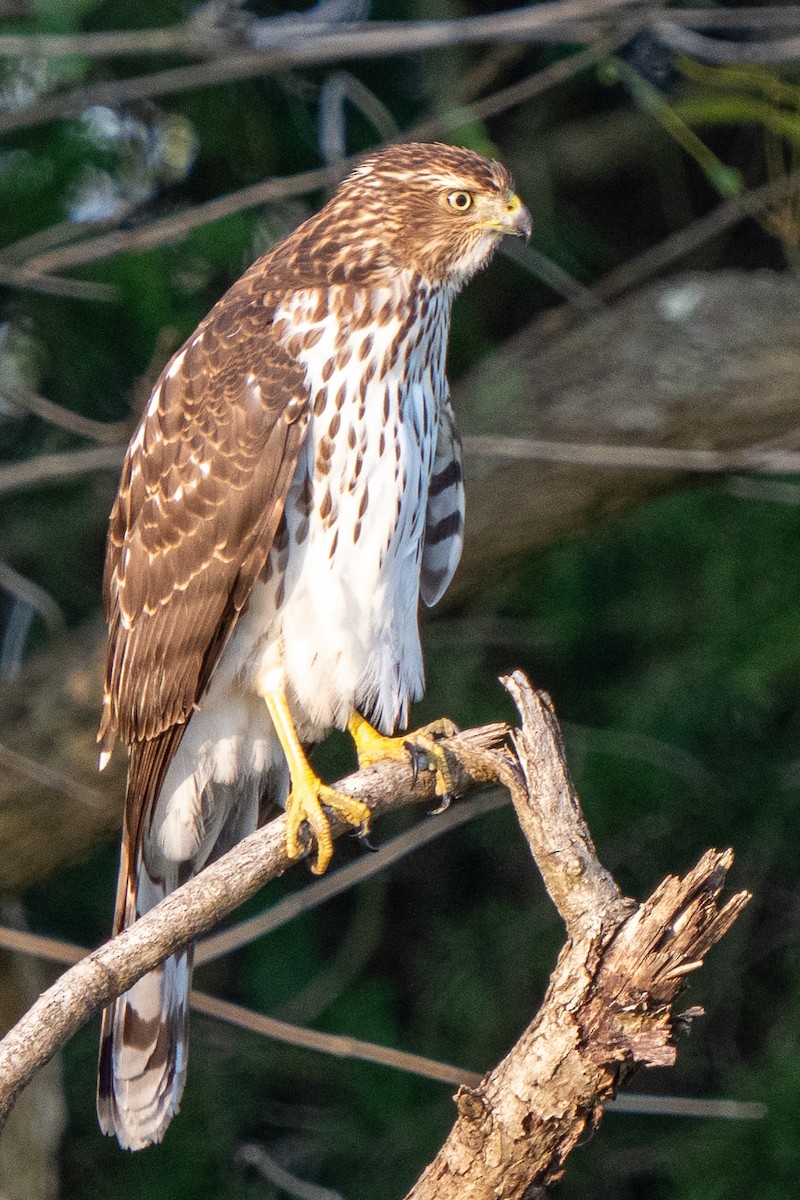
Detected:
left=25, top=165, right=352, bottom=275
left=196, top=791, right=508, bottom=965
left=191, top=991, right=477, bottom=1087
left=2, top=390, right=129, bottom=445
left=463, top=434, right=800, bottom=474
left=0, top=21, right=204, bottom=59
left=499, top=239, right=602, bottom=310
left=0, top=743, right=107, bottom=811
left=675, top=8, right=800, bottom=31
left=7, top=420, right=800, bottom=509
left=0, top=562, right=63, bottom=631
left=0, top=445, right=126, bottom=499
left=235, top=1144, right=346, bottom=1200
left=408, top=23, right=636, bottom=141
left=595, top=167, right=800, bottom=303
left=0, top=262, right=117, bottom=302
left=654, top=19, right=800, bottom=65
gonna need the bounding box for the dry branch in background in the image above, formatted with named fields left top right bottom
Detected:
left=455, top=270, right=800, bottom=594
left=0, top=673, right=748, bottom=1196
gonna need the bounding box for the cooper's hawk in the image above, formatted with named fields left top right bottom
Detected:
left=97, top=141, right=531, bottom=1150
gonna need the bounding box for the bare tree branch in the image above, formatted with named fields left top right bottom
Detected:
left=0, top=674, right=750, bottom=1196
left=190, top=990, right=478, bottom=1087
left=3, top=5, right=800, bottom=62
left=464, top=434, right=800, bottom=474
left=235, top=1143, right=347, bottom=1200
left=0, top=721, right=504, bottom=1129
left=0, top=0, right=642, bottom=137
left=0, top=921, right=766, bottom=1118
left=0, top=0, right=636, bottom=64
left=654, top=18, right=800, bottom=65
left=22, top=28, right=629, bottom=281
left=0, top=445, right=126, bottom=499
left=195, top=790, right=508, bottom=965
left=404, top=674, right=750, bottom=1199
left=1, top=390, right=129, bottom=444
left=0, top=263, right=117, bottom=302
left=0, top=563, right=63, bottom=632
left=594, top=168, right=800, bottom=304
left=453, top=270, right=800, bottom=595
left=0, top=744, right=104, bottom=812
left=24, top=165, right=352, bottom=275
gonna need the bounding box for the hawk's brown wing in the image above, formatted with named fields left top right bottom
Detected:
left=99, top=273, right=311, bottom=845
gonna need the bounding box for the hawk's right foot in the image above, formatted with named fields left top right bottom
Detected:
left=348, top=711, right=458, bottom=805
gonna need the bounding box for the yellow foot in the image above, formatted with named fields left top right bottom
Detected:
left=285, top=764, right=371, bottom=875
left=348, top=712, right=459, bottom=807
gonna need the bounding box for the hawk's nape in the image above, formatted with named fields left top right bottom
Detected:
left=97, top=141, right=531, bottom=1150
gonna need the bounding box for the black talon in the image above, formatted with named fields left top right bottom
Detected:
left=354, top=829, right=379, bottom=852
left=405, top=740, right=426, bottom=788
left=428, top=792, right=454, bottom=816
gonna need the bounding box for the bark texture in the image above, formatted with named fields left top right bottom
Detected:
left=0, top=674, right=748, bottom=1199
left=405, top=675, right=749, bottom=1198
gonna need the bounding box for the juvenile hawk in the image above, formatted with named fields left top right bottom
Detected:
left=97, top=141, right=531, bottom=1150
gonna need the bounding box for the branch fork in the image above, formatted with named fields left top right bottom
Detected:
left=0, top=672, right=749, bottom=1198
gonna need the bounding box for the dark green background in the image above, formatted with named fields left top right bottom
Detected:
left=2, top=1, right=798, bottom=1196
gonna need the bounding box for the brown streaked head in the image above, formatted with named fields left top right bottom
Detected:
left=275, top=142, right=531, bottom=289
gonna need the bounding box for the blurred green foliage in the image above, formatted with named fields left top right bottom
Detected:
left=3, top=0, right=800, bottom=1197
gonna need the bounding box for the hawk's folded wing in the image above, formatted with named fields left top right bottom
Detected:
left=100, top=275, right=311, bottom=782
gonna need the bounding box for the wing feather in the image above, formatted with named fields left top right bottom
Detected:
left=100, top=273, right=312, bottom=785
left=421, top=396, right=464, bottom=606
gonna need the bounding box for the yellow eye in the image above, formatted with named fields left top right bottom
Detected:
left=447, top=190, right=473, bottom=211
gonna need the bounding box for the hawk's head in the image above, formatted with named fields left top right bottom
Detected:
left=303, top=142, right=531, bottom=289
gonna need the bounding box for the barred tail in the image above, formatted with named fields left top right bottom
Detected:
left=97, top=840, right=190, bottom=1151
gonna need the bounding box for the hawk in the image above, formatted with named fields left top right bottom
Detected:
left=97, top=142, right=531, bottom=1150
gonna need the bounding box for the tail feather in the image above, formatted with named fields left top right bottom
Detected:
left=97, top=837, right=191, bottom=1151
left=98, top=724, right=276, bottom=1149
left=97, top=948, right=191, bottom=1149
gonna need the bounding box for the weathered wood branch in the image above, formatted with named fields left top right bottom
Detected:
left=405, top=673, right=750, bottom=1199
left=0, top=721, right=505, bottom=1130
left=0, top=672, right=748, bottom=1198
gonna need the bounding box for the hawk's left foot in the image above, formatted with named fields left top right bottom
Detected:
left=262, top=687, right=370, bottom=874
left=285, top=768, right=371, bottom=875
left=348, top=711, right=459, bottom=804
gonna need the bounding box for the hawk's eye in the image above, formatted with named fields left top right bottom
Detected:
left=447, top=190, right=473, bottom=211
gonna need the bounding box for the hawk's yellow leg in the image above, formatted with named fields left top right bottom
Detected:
left=348, top=711, right=458, bottom=804
left=262, top=691, right=371, bottom=875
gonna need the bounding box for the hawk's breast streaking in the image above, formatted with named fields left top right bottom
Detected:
left=97, top=141, right=531, bottom=1151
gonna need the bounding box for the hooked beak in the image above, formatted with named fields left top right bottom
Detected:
left=500, top=192, right=533, bottom=241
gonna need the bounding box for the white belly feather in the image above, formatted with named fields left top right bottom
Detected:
left=153, top=276, right=450, bottom=866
